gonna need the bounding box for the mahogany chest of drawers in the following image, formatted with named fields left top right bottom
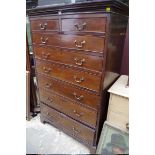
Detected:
left=27, top=0, right=128, bottom=152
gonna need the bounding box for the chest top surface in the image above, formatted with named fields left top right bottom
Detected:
left=108, top=75, right=129, bottom=98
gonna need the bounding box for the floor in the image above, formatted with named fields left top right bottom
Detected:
left=26, top=114, right=90, bottom=154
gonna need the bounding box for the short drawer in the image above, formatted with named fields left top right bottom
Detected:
left=32, top=33, right=60, bottom=46
left=39, top=89, right=97, bottom=128
left=37, top=74, right=100, bottom=110
left=108, top=94, right=129, bottom=116
left=107, top=94, right=129, bottom=131
left=41, top=103, right=95, bottom=145
left=34, top=46, right=103, bottom=72
left=61, top=34, right=105, bottom=52
left=30, top=19, right=59, bottom=31
left=62, top=18, right=107, bottom=33
left=107, top=111, right=129, bottom=132
left=35, top=59, right=102, bottom=92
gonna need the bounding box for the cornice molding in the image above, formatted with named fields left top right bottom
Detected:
left=27, top=0, right=129, bottom=16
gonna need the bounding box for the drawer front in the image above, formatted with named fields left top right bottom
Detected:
left=107, top=94, right=129, bottom=131
left=34, top=46, right=103, bottom=72
left=108, top=94, right=129, bottom=116
left=37, top=74, right=100, bottom=110
left=41, top=103, right=95, bottom=145
left=107, top=111, right=129, bottom=132
left=62, top=18, right=107, bottom=32
left=36, top=60, right=101, bottom=92
left=39, top=89, right=97, bottom=128
left=32, top=33, right=105, bottom=52
left=61, top=34, right=105, bottom=52
left=32, top=33, right=60, bottom=46
left=30, top=19, right=59, bottom=31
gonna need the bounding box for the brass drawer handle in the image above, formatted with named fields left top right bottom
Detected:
left=45, top=83, right=52, bottom=88
left=74, top=22, right=86, bottom=31
left=47, top=97, right=53, bottom=103
left=42, top=52, right=50, bottom=59
left=43, top=67, right=51, bottom=74
left=74, top=58, right=85, bottom=66
left=72, top=127, right=80, bottom=134
left=41, top=37, right=48, bottom=44
left=46, top=112, right=55, bottom=122
left=73, top=110, right=83, bottom=117
left=74, top=75, right=84, bottom=83
left=73, top=92, right=84, bottom=101
left=74, top=40, right=86, bottom=48
left=40, top=23, right=47, bottom=30
left=126, top=123, right=129, bottom=130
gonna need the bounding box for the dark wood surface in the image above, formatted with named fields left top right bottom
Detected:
left=32, top=33, right=105, bottom=52
left=61, top=17, right=107, bottom=33
left=39, top=88, right=97, bottom=128
left=41, top=103, right=95, bottom=145
left=32, top=33, right=60, bottom=46
left=40, top=114, right=97, bottom=153
left=61, top=34, right=105, bottom=52
left=28, top=0, right=128, bottom=152
left=30, top=18, right=59, bottom=31
left=35, top=59, right=102, bottom=92
left=121, top=23, right=129, bottom=75
left=37, top=74, right=100, bottom=110
left=27, top=0, right=129, bottom=16
left=33, top=45, right=104, bottom=72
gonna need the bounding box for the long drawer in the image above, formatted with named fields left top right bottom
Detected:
left=62, top=17, right=107, bottom=33
left=32, top=33, right=105, bottom=52
left=37, top=74, right=100, bottom=110
left=30, top=19, right=59, bottom=31
left=39, top=89, right=97, bottom=128
left=41, top=103, right=95, bottom=145
left=33, top=46, right=103, bottom=72
left=35, top=59, right=101, bottom=92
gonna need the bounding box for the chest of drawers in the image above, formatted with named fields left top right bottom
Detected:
left=27, top=0, right=128, bottom=152
left=107, top=75, right=129, bottom=132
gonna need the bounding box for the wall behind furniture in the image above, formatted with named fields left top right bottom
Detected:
left=121, top=23, right=129, bottom=75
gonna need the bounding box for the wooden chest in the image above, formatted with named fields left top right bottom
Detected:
left=107, top=75, right=129, bottom=132
left=27, top=0, right=128, bottom=152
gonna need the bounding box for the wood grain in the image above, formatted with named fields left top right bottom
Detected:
left=37, top=74, right=100, bottom=110
left=35, top=59, right=102, bottom=92
left=41, top=103, right=95, bottom=145
left=39, top=88, right=97, bottom=128
left=33, top=45, right=104, bottom=72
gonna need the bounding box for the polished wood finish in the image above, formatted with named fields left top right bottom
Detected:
left=41, top=103, right=95, bottom=145
left=27, top=0, right=128, bottom=152
left=33, top=46, right=103, bottom=72
left=35, top=59, right=102, bottom=92
left=32, top=32, right=60, bottom=46
left=31, top=19, right=59, bottom=31
left=27, top=0, right=129, bottom=16
left=62, top=17, right=107, bottom=33
left=39, top=89, right=97, bottom=128
left=61, top=34, right=105, bottom=52
left=37, top=74, right=100, bottom=110
left=32, top=33, right=105, bottom=52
